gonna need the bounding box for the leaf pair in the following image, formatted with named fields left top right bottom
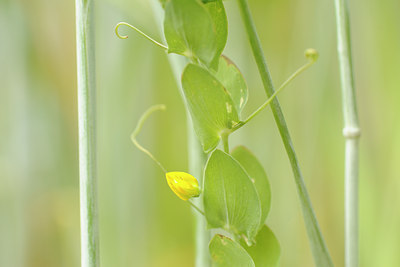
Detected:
left=205, top=147, right=279, bottom=266
left=204, top=146, right=271, bottom=242
left=209, top=225, right=280, bottom=267
left=163, top=0, right=249, bottom=153
left=164, top=0, right=227, bottom=69
left=182, top=57, right=248, bottom=153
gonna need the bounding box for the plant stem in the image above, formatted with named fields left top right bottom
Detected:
left=188, top=199, right=206, bottom=216
left=236, top=0, right=333, bottom=266
left=188, top=124, right=210, bottom=267
left=221, top=132, right=230, bottom=154
left=334, top=0, right=360, bottom=266
left=150, top=2, right=211, bottom=266
left=75, top=0, right=100, bottom=266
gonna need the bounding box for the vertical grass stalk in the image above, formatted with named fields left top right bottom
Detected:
left=334, top=0, right=361, bottom=266
left=75, top=0, right=100, bottom=266
left=150, top=2, right=211, bottom=266
left=236, top=0, right=334, bottom=266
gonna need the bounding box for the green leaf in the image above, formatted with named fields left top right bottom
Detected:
left=181, top=64, right=239, bottom=153
left=231, top=146, right=271, bottom=230
left=240, top=225, right=281, bottom=267
left=210, top=234, right=255, bottom=267
left=204, top=150, right=261, bottom=243
left=159, top=0, right=167, bottom=8
left=204, top=0, right=228, bottom=69
left=214, top=56, right=248, bottom=115
left=164, top=0, right=218, bottom=67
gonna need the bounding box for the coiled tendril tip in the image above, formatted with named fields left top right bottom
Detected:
left=115, top=22, right=129, bottom=39
left=114, top=22, right=168, bottom=50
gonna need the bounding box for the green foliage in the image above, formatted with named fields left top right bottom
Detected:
left=164, top=0, right=224, bottom=68
left=209, top=226, right=280, bottom=267
left=181, top=64, right=239, bottom=153
left=209, top=234, right=255, bottom=267
left=154, top=0, right=282, bottom=263
left=119, top=0, right=332, bottom=265
left=204, top=0, right=228, bottom=69
left=158, top=0, right=167, bottom=9
left=240, top=225, right=281, bottom=267
left=203, top=149, right=261, bottom=243
left=214, top=56, right=248, bottom=115
left=180, top=55, right=250, bottom=152
left=160, top=0, right=218, bottom=8
left=231, top=146, right=271, bottom=230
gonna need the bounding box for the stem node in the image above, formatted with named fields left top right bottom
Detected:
left=342, top=127, right=361, bottom=139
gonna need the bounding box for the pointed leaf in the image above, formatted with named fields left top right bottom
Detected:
left=182, top=64, right=239, bottom=153
left=240, top=225, right=281, bottom=267
left=164, top=0, right=218, bottom=67
left=231, top=146, right=271, bottom=229
left=210, top=234, right=255, bottom=267
left=214, top=56, right=248, bottom=115
left=204, top=0, right=228, bottom=69
left=204, top=150, right=261, bottom=242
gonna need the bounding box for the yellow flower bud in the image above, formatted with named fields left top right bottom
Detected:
left=166, top=172, right=200, bottom=201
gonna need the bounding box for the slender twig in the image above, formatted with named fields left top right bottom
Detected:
left=236, top=0, right=333, bottom=266
left=188, top=199, right=206, bottom=216
left=221, top=132, right=230, bottom=154
left=150, top=2, right=210, bottom=267
left=334, top=0, right=361, bottom=266
left=75, top=0, right=100, bottom=266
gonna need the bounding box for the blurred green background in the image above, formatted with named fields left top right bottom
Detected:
left=1, top=0, right=399, bottom=266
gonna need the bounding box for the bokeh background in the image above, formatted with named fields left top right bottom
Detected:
left=1, top=0, right=399, bottom=266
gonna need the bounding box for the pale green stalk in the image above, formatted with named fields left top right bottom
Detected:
left=221, top=132, right=230, bottom=154
left=334, top=0, right=360, bottom=266
left=150, top=2, right=211, bottom=266
left=236, top=0, right=333, bottom=266
left=1, top=3, right=29, bottom=266
left=75, top=0, right=100, bottom=266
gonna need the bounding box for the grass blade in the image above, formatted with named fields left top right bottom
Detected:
left=236, top=0, right=333, bottom=265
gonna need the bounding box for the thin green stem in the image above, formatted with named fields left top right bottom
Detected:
left=232, top=55, right=317, bottom=132
left=75, top=0, right=100, bottom=266
left=131, top=104, right=168, bottom=173
left=188, top=199, right=205, bottom=216
left=115, top=22, right=168, bottom=50
left=334, top=0, right=360, bottom=266
left=221, top=132, right=230, bottom=154
left=150, top=2, right=211, bottom=267
left=236, top=0, right=333, bottom=266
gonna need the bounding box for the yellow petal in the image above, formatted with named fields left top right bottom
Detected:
left=166, top=172, right=200, bottom=201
